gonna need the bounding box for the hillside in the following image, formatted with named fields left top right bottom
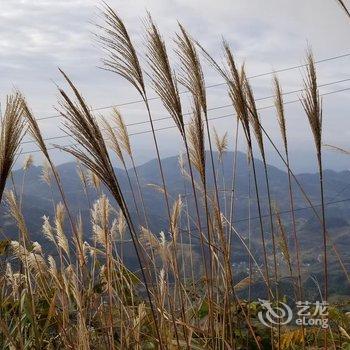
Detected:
left=1, top=151, right=350, bottom=296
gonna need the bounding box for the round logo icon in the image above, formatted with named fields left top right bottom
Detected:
left=258, top=299, right=293, bottom=328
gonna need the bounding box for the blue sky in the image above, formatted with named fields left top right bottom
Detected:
left=1, top=0, right=350, bottom=172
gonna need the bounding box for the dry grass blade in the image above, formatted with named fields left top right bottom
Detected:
left=10, top=241, right=47, bottom=278
left=234, top=276, right=252, bottom=292
left=55, top=69, right=163, bottom=344
left=243, top=71, right=265, bottom=159
left=145, top=21, right=191, bottom=341
left=76, top=161, right=89, bottom=198
left=21, top=96, right=86, bottom=259
left=222, top=43, right=251, bottom=142
left=323, top=143, right=350, bottom=155
left=41, top=161, right=52, bottom=186
left=0, top=92, right=26, bottom=203
left=140, top=226, right=161, bottom=251
left=204, top=42, right=273, bottom=304
left=273, top=75, right=288, bottom=151
left=23, top=155, right=33, bottom=171
left=88, top=170, right=102, bottom=191
left=243, top=72, right=279, bottom=347
left=98, top=3, right=145, bottom=96
left=301, top=50, right=322, bottom=157
left=198, top=40, right=250, bottom=137
left=187, top=99, right=205, bottom=182
left=335, top=0, right=350, bottom=18
left=102, top=116, right=143, bottom=223
left=146, top=14, right=184, bottom=137
left=56, top=69, right=124, bottom=207
left=140, top=227, right=170, bottom=266
left=21, top=98, right=52, bottom=161
left=170, top=195, right=183, bottom=244
left=56, top=70, right=134, bottom=348
left=112, top=108, right=132, bottom=157
left=101, top=115, right=126, bottom=166
left=42, top=215, right=55, bottom=244
left=147, top=183, right=166, bottom=194
left=176, top=28, right=224, bottom=277
left=5, top=190, right=29, bottom=244
left=274, top=74, right=303, bottom=301
left=116, top=208, right=127, bottom=240
left=92, top=195, right=112, bottom=247
left=175, top=24, right=206, bottom=113
left=55, top=202, right=70, bottom=257
left=213, top=127, right=228, bottom=162
left=273, top=203, right=293, bottom=275
left=174, top=26, right=218, bottom=335
left=301, top=50, right=328, bottom=314
left=280, top=328, right=306, bottom=350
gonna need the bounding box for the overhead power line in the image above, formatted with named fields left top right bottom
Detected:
left=35, top=51, right=350, bottom=122
left=19, top=78, right=350, bottom=146
left=27, top=76, right=350, bottom=135
left=18, top=85, right=350, bottom=156
left=232, top=197, right=350, bottom=225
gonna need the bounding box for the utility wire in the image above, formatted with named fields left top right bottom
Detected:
left=18, top=85, right=350, bottom=155
left=21, top=77, right=350, bottom=146
left=233, top=197, right=350, bottom=225
left=34, top=52, right=350, bottom=122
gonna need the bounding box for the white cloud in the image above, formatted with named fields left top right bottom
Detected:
left=1, top=0, right=350, bottom=171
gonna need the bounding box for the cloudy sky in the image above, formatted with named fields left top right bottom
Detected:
left=1, top=0, right=350, bottom=172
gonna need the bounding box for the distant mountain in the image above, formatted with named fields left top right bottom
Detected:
left=1, top=151, right=350, bottom=295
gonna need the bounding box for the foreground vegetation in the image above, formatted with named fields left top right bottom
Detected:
left=1, top=3, right=350, bottom=349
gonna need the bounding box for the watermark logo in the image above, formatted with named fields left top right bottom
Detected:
left=258, top=299, right=293, bottom=328
left=295, top=301, right=329, bottom=329
left=258, top=299, right=329, bottom=329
